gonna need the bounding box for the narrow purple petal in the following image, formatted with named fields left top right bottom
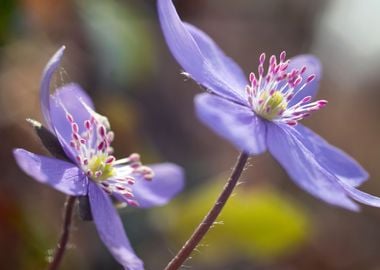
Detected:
left=54, top=82, right=94, bottom=110
left=295, top=124, right=368, bottom=187
left=194, top=93, right=266, bottom=155
left=184, top=23, right=248, bottom=101
left=130, top=163, right=184, bottom=208
left=88, top=182, right=144, bottom=270
left=158, top=0, right=247, bottom=104
left=266, top=123, right=359, bottom=211
left=13, top=148, right=87, bottom=196
left=40, top=46, right=66, bottom=131
left=287, top=55, right=321, bottom=106
left=49, top=83, right=94, bottom=161
left=337, top=180, right=380, bottom=208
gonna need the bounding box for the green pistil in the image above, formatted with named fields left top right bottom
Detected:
left=88, top=155, right=115, bottom=181
left=257, top=91, right=287, bottom=120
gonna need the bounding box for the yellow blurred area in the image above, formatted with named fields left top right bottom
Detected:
left=152, top=175, right=311, bottom=264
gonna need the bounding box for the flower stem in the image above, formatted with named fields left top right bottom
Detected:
left=164, top=152, right=249, bottom=270
left=48, top=196, right=76, bottom=270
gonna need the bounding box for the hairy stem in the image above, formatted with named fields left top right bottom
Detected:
left=48, top=196, right=76, bottom=270
left=164, top=152, right=249, bottom=270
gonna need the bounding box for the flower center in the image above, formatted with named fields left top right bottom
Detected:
left=87, top=154, right=115, bottom=181
left=245, top=51, right=327, bottom=126
left=64, top=104, right=154, bottom=207
left=67, top=112, right=117, bottom=181
left=256, top=91, right=288, bottom=120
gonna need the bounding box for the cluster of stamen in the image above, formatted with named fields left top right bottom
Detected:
left=66, top=110, right=154, bottom=207
left=245, top=51, right=327, bottom=126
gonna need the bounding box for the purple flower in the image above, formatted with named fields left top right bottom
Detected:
left=158, top=0, right=380, bottom=211
left=13, top=46, right=185, bottom=270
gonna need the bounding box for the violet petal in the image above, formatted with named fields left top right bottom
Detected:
left=40, top=46, right=66, bottom=131
left=286, top=55, right=321, bottom=106
left=88, top=182, right=144, bottom=270
left=13, top=148, right=87, bottom=196
left=266, top=123, right=359, bottom=211
left=49, top=83, right=94, bottom=161
left=337, top=180, right=380, bottom=208
left=194, top=93, right=267, bottom=155
left=129, top=163, right=185, bottom=208
left=295, top=124, right=368, bottom=187
left=158, top=0, right=247, bottom=104
left=184, top=22, right=248, bottom=103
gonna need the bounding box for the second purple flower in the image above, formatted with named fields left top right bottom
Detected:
left=158, top=0, right=380, bottom=211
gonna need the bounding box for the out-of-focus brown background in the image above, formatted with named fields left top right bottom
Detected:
left=1, top=0, right=380, bottom=269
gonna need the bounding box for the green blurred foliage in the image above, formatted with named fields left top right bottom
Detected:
left=153, top=175, right=311, bottom=264
left=77, top=0, right=156, bottom=88
left=0, top=0, right=16, bottom=45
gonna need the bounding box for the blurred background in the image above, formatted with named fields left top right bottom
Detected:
left=1, top=0, right=380, bottom=269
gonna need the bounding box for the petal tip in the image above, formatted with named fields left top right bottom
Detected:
left=13, top=148, right=23, bottom=155
left=13, top=148, right=29, bottom=162
left=153, top=162, right=186, bottom=197
left=131, top=162, right=185, bottom=209
left=47, top=46, right=66, bottom=69
left=157, top=162, right=185, bottom=188
left=40, top=46, right=67, bottom=130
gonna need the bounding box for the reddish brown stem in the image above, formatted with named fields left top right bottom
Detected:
left=47, top=196, right=76, bottom=270
left=164, top=152, right=249, bottom=270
